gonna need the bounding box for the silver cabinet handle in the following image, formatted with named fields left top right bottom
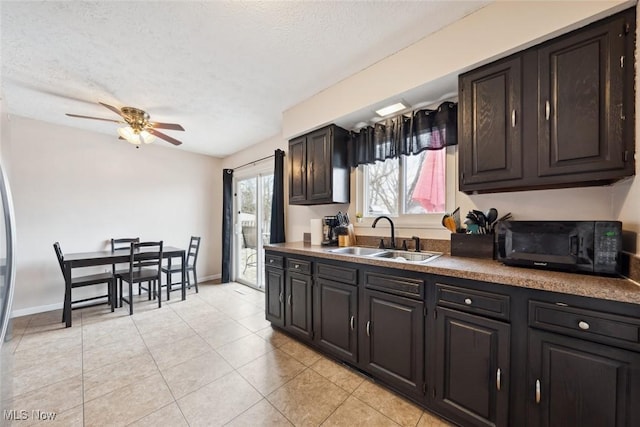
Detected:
left=309, top=161, right=313, bottom=172
left=294, top=264, right=299, bottom=269
left=287, top=295, right=292, bottom=306
left=269, top=259, right=274, bottom=264
left=350, top=316, right=355, bottom=330
left=545, top=101, right=550, bottom=120
left=366, top=321, right=371, bottom=337
left=578, top=320, right=590, bottom=330
left=464, top=298, right=472, bottom=305
left=497, top=368, right=501, bottom=391
left=279, top=292, right=283, bottom=304
left=511, top=109, right=516, bottom=127
left=535, top=379, right=541, bottom=403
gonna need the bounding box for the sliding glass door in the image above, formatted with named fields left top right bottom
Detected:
left=235, top=171, right=273, bottom=289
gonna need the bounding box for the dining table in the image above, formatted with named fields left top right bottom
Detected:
left=62, top=246, right=186, bottom=327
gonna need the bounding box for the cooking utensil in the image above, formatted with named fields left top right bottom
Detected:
left=451, top=207, right=462, bottom=232
left=442, top=214, right=457, bottom=233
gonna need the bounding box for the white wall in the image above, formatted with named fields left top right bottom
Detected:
left=3, top=116, right=222, bottom=315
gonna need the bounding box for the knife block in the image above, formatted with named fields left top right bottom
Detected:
left=450, top=234, right=495, bottom=259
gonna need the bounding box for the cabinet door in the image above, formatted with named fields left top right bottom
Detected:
left=285, top=271, right=313, bottom=340
left=314, top=278, right=357, bottom=363
left=265, top=267, right=285, bottom=328
left=288, top=136, right=307, bottom=204
left=528, top=329, right=640, bottom=427
left=362, top=289, right=424, bottom=398
left=459, top=56, right=523, bottom=189
left=433, top=307, right=510, bottom=427
left=306, top=127, right=333, bottom=203
left=538, top=15, right=628, bottom=177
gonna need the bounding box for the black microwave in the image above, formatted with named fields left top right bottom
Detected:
left=496, top=221, right=622, bottom=275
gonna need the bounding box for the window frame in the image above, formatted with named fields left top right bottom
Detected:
left=354, top=145, right=457, bottom=230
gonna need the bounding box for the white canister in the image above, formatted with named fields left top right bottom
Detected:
left=310, top=219, right=323, bottom=245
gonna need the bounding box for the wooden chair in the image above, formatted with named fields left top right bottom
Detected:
left=54, top=242, right=114, bottom=323
left=111, top=237, right=149, bottom=302
left=118, top=241, right=163, bottom=315
left=160, top=236, right=201, bottom=300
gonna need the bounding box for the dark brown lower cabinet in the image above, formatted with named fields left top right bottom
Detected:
left=362, top=288, right=424, bottom=399
left=433, top=307, right=510, bottom=427
left=265, top=266, right=285, bottom=328
left=313, top=278, right=357, bottom=363
left=284, top=271, right=313, bottom=340
left=527, top=329, right=640, bottom=427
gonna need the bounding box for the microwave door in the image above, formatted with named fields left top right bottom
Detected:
left=505, top=230, right=579, bottom=269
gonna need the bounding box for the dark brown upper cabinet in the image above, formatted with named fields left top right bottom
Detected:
left=288, top=124, right=350, bottom=205
left=460, top=8, right=635, bottom=193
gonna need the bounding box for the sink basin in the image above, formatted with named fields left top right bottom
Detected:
left=371, top=250, right=442, bottom=263
left=328, top=246, right=387, bottom=256
left=328, top=246, right=442, bottom=263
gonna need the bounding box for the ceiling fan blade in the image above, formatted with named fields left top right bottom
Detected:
left=149, top=122, right=185, bottom=131
left=98, top=102, right=126, bottom=118
left=148, top=128, right=183, bottom=146
left=65, top=113, right=123, bottom=124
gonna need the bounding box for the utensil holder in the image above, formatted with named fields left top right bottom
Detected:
left=450, top=234, right=495, bottom=259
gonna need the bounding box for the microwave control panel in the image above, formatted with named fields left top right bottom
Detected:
left=593, top=222, right=622, bottom=271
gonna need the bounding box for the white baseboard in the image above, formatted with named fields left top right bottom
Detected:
left=11, top=273, right=223, bottom=318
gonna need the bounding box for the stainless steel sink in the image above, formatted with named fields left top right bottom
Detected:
left=371, top=250, right=442, bottom=263
left=328, top=246, right=442, bottom=263
left=328, top=246, right=387, bottom=256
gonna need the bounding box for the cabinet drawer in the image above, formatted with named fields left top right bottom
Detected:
left=265, top=254, right=283, bottom=269
left=364, top=271, right=423, bottom=299
left=286, top=258, right=311, bottom=275
left=436, top=284, right=510, bottom=321
left=315, top=262, right=358, bottom=285
left=529, top=300, right=640, bottom=351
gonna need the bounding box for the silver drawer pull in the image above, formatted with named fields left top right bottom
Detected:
left=287, top=295, right=292, bottom=306
left=294, top=264, right=300, bottom=269
left=366, top=321, right=371, bottom=337
left=535, top=379, right=541, bottom=403
left=350, top=316, right=355, bottom=331
left=269, top=259, right=274, bottom=264
left=511, top=109, right=516, bottom=127
left=464, top=298, right=472, bottom=305
left=578, top=321, right=590, bottom=330
left=545, top=101, right=550, bottom=120
left=279, top=292, right=283, bottom=304
left=496, top=368, right=501, bottom=391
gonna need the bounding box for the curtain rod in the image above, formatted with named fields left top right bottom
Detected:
left=232, top=154, right=275, bottom=171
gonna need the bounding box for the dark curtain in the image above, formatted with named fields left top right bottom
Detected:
left=350, top=101, right=457, bottom=167
left=270, top=149, right=286, bottom=243
left=221, top=168, right=233, bottom=283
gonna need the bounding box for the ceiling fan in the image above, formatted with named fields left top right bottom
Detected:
left=66, top=102, right=184, bottom=146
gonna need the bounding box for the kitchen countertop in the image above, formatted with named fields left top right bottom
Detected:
left=266, top=242, right=640, bottom=306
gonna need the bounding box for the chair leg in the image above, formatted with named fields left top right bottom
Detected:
left=110, top=279, right=115, bottom=313
left=186, top=270, right=191, bottom=290
left=157, top=280, right=162, bottom=308
left=119, top=278, right=123, bottom=308
left=129, top=282, right=133, bottom=315
left=193, top=269, right=199, bottom=293
left=166, top=271, right=171, bottom=301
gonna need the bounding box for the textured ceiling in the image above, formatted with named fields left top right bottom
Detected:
left=1, top=1, right=488, bottom=157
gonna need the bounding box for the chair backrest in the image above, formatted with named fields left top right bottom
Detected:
left=187, top=236, right=201, bottom=267
left=241, top=224, right=257, bottom=249
left=129, top=241, right=163, bottom=277
left=111, top=237, right=139, bottom=252
left=111, top=237, right=140, bottom=273
left=53, top=242, right=65, bottom=277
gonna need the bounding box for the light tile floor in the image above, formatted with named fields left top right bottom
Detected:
left=2, top=282, right=453, bottom=426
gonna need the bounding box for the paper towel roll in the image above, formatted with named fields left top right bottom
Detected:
left=310, top=219, right=323, bottom=245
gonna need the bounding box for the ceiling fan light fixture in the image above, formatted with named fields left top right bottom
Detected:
left=118, top=126, right=156, bottom=145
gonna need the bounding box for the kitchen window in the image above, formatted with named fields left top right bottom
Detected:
left=357, top=146, right=456, bottom=227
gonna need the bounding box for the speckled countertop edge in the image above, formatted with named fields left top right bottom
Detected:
left=266, top=242, right=640, bottom=306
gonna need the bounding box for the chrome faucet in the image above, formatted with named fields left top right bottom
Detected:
left=372, top=215, right=395, bottom=249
